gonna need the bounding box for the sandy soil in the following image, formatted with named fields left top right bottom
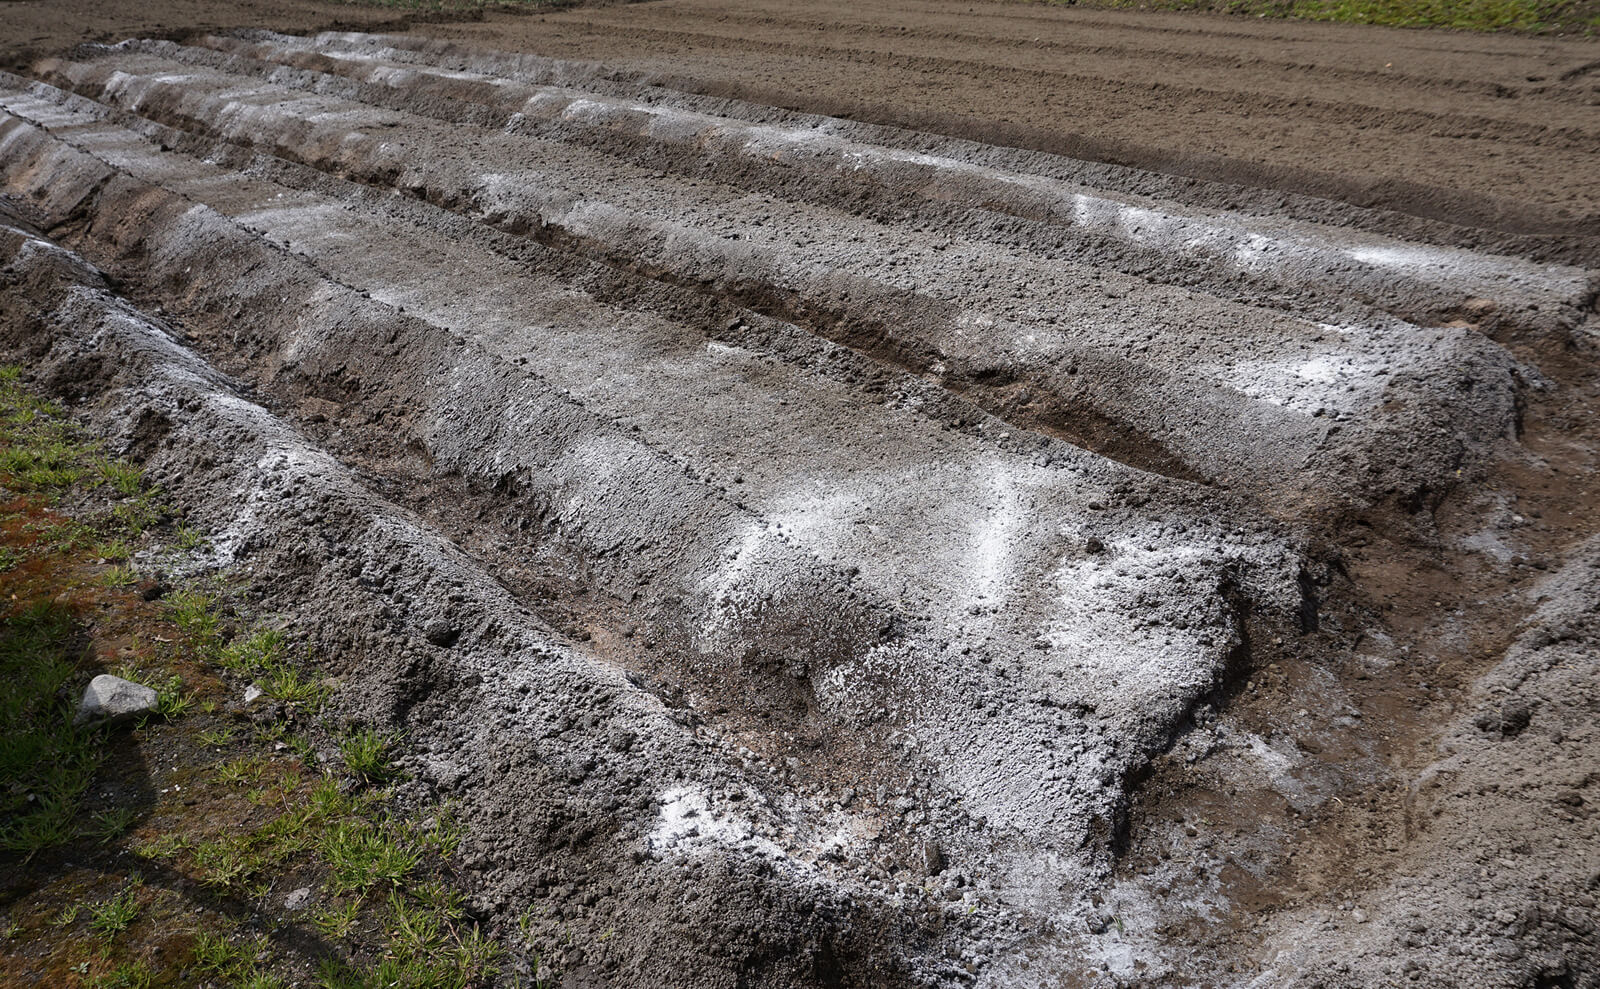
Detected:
left=0, top=4, right=1597, bottom=988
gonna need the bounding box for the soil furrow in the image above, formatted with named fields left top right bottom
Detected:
left=0, top=214, right=935, bottom=986
left=416, top=3, right=1600, bottom=235
left=24, top=45, right=1564, bottom=518
left=1, top=14, right=1596, bottom=989
left=0, top=77, right=1312, bottom=882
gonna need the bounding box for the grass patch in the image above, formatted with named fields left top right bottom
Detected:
left=93, top=537, right=132, bottom=562
left=339, top=728, right=397, bottom=782
left=0, top=366, right=511, bottom=987
left=220, top=627, right=285, bottom=673
left=0, top=600, right=102, bottom=856
left=89, top=806, right=138, bottom=844
left=221, top=625, right=330, bottom=708
left=87, top=960, right=156, bottom=989
left=1048, top=0, right=1600, bottom=32
left=99, top=563, right=138, bottom=588
left=88, top=881, right=143, bottom=939
left=168, top=588, right=220, bottom=644
left=322, top=818, right=422, bottom=894
left=261, top=661, right=330, bottom=707
left=94, top=459, right=144, bottom=498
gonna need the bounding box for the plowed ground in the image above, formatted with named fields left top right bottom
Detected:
left=0, top=3, right=1597, bottom=988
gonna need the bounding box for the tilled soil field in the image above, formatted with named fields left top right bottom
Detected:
left=0, top=8, right=1598, bottom=989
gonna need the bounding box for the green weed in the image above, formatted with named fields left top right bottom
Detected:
left=339, top=729, right=396, bottom=782
left=110, top=496, right=164, bottom=535
left=285, top=733, right=317, bottom=761
left=174, top=525, right=206, bottom=552
left=93, top=538, right=132, bottom=562
left=0, top=436, right=85, bottom=491
left=215, top=756, right=272, bottom=787
left=191, top=834, right=253, bottom=891
left=310, top=776, right=362, bottom=819
left=88, top=881, right=142, bottom=938
left=421, top=806, right=465, bottom=857
left=94, top=459, right=143, bottom=498
left=40, top=519, right=95, bottom=553
left=88, top=806, right=137, bottom=844
left=312, top=900, right=361, bottom=940
left=322, top=819, right=420, bottom=894
left=0, top=601, right=101, bottom=856
left=220, top=628, right=284, bottom=672
left=191, top=928, right=240, bottom=971
left=155, top=675, right=191, bottom=720
left=198, top=725, right=237, bottom=747
left=99, top=564, right=138, bottom=588
left=132, top=832, right=189, bottom=860
left=88, top=960, right=156, bottom=989
left=168, top=589, right=219, bottom=642
left=262, top=663, right=329, bottom=707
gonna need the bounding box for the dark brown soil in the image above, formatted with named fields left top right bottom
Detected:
left=0, top=0, right=472, bottom=73
left=415, top=0, right=1600, bottom=249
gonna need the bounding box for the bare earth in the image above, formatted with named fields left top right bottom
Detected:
left=0, top=2, right=1597, bottom=988
left=423, top=0, right=1600, bottom=254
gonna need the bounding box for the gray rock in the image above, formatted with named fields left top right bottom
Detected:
left=243, top=683, right=266, bottom=706
left=74, top=675, right=158, bottom=727
left=284, top=887, right=312, bottom=911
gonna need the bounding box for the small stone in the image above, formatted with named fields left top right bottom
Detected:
left=921, top=840, right=946, bottom=876
left=1084, top=537, right=1105, bottom=555
left=74, top=675, right=158, bottom=727
left=284, top=887, right=312, bottom=911
left=243, top=684, right=266, bottom=707
left=1351, top=909, right=1369, bottom=924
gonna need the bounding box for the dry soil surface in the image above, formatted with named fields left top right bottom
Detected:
left=0, top=3, right=1597, bottom=988
left=420, top=0, right=1600, bottom=258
